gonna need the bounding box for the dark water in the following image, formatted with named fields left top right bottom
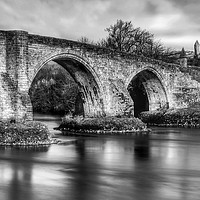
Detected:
left=1, top=114, right=200, bottom=200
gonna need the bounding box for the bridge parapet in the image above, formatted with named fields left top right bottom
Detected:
left=28, top=33, right=181, bottom=70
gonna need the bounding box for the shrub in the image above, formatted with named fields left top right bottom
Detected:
left=0, top=120, right=52, bottom=145
left=60, top=116, right=146, bottom=131
left=140, top=104, right=200, bottom=127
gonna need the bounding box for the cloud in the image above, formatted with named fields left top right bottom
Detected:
left=138, top=0, right=200, bottom=49
left=166, top=0, right=200, bottom=25
left=0, top=0, right=199, bottom=50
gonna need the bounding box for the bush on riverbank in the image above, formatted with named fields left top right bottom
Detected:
left=59, top=116, right=147, bottom=132
left=140, top=103, right=200, bottom=127
left=0, top=120, right=55, bottom=146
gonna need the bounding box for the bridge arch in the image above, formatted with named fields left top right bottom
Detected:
left=126, top=67, right=168, bottom=117
left=29, top=53, right=104, bottom=117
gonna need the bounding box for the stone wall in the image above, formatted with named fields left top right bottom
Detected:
left=0, top=31, right=12, bottom=120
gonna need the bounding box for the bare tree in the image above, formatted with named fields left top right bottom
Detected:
left=78, top=36, right=95, bottom=45
left=98, top=19, right=176, bottom=62
left=78, top=20, right=177, bottom=63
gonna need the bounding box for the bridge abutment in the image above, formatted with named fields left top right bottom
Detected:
left=0, top=30, right=32, bottom=122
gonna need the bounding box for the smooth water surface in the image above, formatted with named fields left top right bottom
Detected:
left=1, top=114, right=200, bottom=200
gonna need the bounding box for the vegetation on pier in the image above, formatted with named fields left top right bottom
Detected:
left=140, top=103, right=200, bottom=127
left=0, top=120, right=56, bottom=146
left=58, top=116, right=149, bottom=135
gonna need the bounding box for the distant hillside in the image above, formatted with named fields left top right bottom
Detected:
left=29, top=61, right=80, bottom=114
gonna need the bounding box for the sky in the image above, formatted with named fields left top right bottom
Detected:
left=0, top=0, right=199, bottom=51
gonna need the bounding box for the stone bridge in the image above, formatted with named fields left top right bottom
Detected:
left=1, top=30, right=200, bottom=121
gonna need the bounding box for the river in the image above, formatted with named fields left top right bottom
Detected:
left=1, top=114, right=200, bottom=200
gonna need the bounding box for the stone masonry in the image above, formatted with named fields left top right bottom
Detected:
left=1, top=30, right=200, bottom=121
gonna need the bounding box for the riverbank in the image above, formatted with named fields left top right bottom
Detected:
left=57, top=116, right=150, bottom=135
left=0, top=120, right=57, bottom=146
left=140, top=103, right=200, bottom=128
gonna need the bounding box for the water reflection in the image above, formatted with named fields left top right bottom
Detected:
left=8, top=160, right=33, bottom=200
left=1, top=114, right=200, bottom=199
left=134, top=135, right=150, bottom=159
left=68, top=140, right=100, bottom=200
left=75, top=139, right=86, bottom=159
left=0, top=147, right=35, bottom=200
